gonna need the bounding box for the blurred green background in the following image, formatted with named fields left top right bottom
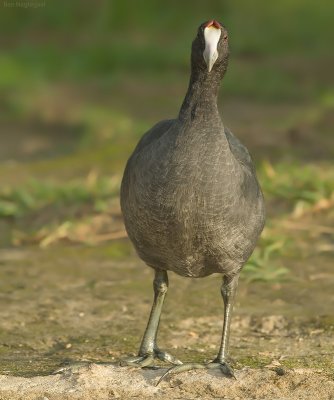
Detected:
left=0, top=0, right=334, bottom=377
left=0, top=0, right=333, bottom=254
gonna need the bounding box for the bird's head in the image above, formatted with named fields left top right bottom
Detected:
left=191, top=20, right=229, bottom=77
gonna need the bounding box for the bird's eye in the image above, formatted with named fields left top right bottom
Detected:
left=223, top=34, right=228, bottom=41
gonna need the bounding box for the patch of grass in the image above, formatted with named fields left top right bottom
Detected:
left=280, top=355, right=334, bottom=371
left=242, top=161, right=334, bottom=281
left=235, top=355, right=272, bottom=369
left=0, top=173, right=120, bottom=218
left=244, top=236, right=290, bottom=282
left=1, top=159, right=334, bottom=283
left=2, top=161, right=333, bottom=221
left=260, top=161, right=334, bottom=216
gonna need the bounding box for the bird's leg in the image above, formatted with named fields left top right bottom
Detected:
left=157, top=273, right=239, bottom=385
left=209, top=273, right=239, bottom=376
left=121, top=269, right=182, bottom=368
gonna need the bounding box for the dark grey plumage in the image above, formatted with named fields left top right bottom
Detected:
left=120, top=20, right=265, bottom=379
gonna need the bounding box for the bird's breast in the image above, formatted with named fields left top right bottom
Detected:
left=121, top=124, right=264, bottom=276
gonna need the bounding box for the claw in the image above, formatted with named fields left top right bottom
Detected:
left=156, top=363, right=205, bottom=386
left=135, top=354, right=155, bottom=367
left=52, top=361, right=91, bottom=375
left=120, top=354, right=155, bottom=367
left=155, top=349, right=183, bottom=365
left=53, top=366, right=71, bottom=375
left=210, top=359, right=236, bottom=378
left=119, top=355, right=143, bottom=366
left=156, top=361, right=236, bottom=385
left=220, top=361, right=236, bottom=379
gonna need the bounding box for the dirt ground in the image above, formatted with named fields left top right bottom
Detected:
left=0, top=243, right=333, bottom=399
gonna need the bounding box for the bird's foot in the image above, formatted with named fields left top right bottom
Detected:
left=120, top=348, right=182, bottom=369
left=53, top=361, right=92, bottom=375
left=156, top=359, right=235, bottom=385
left=207, top=359, right=236, bottom=378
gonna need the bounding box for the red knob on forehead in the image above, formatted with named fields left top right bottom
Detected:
left=205, top=20, right=222, bottom=29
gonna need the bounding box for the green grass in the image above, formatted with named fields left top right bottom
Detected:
left=2, top=161, right=332, bottom=219
left=0, top=174, right=120, bottom=218
left=244, top=237, right=290, bottom=282
left=260, top=161, right=334, bottom=214
left=1, top=159, right=333, bottom=281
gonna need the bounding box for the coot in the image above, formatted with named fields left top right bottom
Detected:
left=120, top=20, right=265, bottom=380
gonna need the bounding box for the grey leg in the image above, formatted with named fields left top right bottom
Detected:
left=157, top=273, right=239, bottom=385
left=121, top=269, right=182, bottom=368
left=138, top=268, right=169, bottom=355
left=212, top=273, right=239, bottom=376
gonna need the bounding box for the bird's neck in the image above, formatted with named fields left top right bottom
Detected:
left=178, top=69, right=222, bottom=123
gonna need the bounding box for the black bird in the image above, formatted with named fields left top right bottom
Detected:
left=120, top=20, right=265, bottom=380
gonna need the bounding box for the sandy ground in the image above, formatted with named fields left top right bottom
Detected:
left=0, top=363, right=334, bottom=400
